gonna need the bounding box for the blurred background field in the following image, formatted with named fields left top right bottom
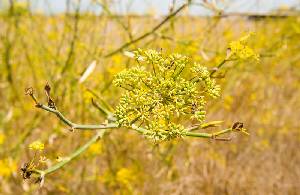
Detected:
left=0, top=0, right=300, bottom=194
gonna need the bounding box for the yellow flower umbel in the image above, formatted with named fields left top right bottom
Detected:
left=28, top=140, right=44, bottom=151
left=229, top=32, right=259, bottom=61
left=113, top=49, right=221, bottom=141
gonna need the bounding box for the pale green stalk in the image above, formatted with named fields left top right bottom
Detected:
left=36, top=104, right=118, bottom=130
left=36, top=130, right=105, bottom=177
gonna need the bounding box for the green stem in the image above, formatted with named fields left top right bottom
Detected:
left=210, top=59, right=227, bottom=77
left=185, top=128, right=232, bottom=138
left=212, top=128, right=232, bottom=137
left=185, top=131, right=212, bottom=138
left=37, top=130, right=106, bottom=176
left=36, top=104, right=118, bottom=130
left=130, top=125, right=232, bottom=139
left=91, top=98, right=111, bottom=117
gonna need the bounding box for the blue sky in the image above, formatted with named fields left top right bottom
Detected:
left=18, top=0, right=300, bottom=15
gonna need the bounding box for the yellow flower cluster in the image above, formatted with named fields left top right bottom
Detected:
left=113, top=49, right=221, bottom=141
left=229, top=32, right=259, bottom=61
left=116, top=168, right=136, bottom=187
left=86, top=142, right=103, bottom=156
left=0, top=132, right=5, bottom=145
left=28, top=140, right=45, bottom=151
left=0, top=158, right=17, bottom=178
left=99, top=166, right=139, bottom=194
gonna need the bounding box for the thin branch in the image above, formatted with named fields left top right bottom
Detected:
left=60, top=0, right=81, bottom=76
left=96, top=1, right=133, bottom=40
left=25, top=87, right=118, bottom=130
left=2, top=0, right=20, bottom=100
left=91, top=98, right=111, bottom=116
left=103, top=2, right=190, bottom=58
left=35, top=130, right=106, bottom=177
left=210, top=58, right=228, bottom=77
left=186, top=120, right=224, bottom=131
left=35, top=104, right=118, bottom=130
left=86, top=88, right=114, bottom=112
left=186, top=128, right=233, bottom=138
left=130, top=125, right=235, bottom=139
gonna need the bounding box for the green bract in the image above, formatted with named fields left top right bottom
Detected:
left=113, top=49, right=221, bottom=141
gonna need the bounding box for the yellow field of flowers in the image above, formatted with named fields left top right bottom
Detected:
left=0, top=2, right=300, bottom=195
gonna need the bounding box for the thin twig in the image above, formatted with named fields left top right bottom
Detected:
left=91, top=98, right=111, bottom=116
left=60, top=0, right=81, bottom=76
left=130, top=125, right=233, bottom=139
left=35, top=104, right=118, bottom=130
left=96, top=1, right=133, bottom=40
left=35, top=130, right=106, bottom=177
left=210, top=58, right=228, bottom=77
left=25, top=87, right=118, bottom=130
left=103, top=2, right=190, bottom=58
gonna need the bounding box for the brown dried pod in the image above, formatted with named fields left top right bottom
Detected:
left=232, top=122, right=244, bottom=130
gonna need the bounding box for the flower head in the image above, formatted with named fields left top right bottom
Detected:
left=0, top=158, right=17, bottom=178
left=116, top=168, right=137, bottom=186
left=113, top=49, right=221, bottom=142
left=28, top=140, right=44, bottom=151
left=229, top=32, right=259, bottom=61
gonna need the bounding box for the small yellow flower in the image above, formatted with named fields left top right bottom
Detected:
left=87, top=142, right=103, bottom=156
left=0, top=158, right=17, bottom=178
left=0, top=133, right=5, bottom=145
left=229, top=32, right=259, bottom=61
left=116, top=168, right=136, bottom=186
left=29, top=140, right=44, bottom=151
left=83, top=90, right=94, bottom=104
